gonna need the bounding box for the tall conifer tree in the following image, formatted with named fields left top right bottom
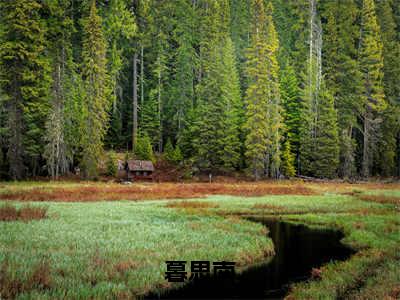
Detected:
left=195, top=0, right=242, bottom=172
left=0, top=0, right=50, bottom=179
left=244, top=1, right=282, bottom=179
left=221, top=37, right=243, bottom=171
left=359, top=0, right=386, bottom=177
left=313, top=83, right=339, bottom=178
left=167, top=0, right=196, bottom=148
left=103, top=0, right=136, bottom=149
left=44, top=0, right=77, bottom=179
left=375, top=0, right=400, bottom=175
left=280, top=64, right=300, bottom=170
left=322, top=0, right=361, bottom=178
left=80, top=0, right=108, bottom=178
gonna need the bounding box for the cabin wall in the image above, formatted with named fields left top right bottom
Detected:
left=127, top=170, right=153, bottom=180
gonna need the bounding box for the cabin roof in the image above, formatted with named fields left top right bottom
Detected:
left=127, top=160, right=154, bottom=172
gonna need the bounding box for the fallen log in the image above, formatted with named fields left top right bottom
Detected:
left=295, top=175, right=345, bottom=183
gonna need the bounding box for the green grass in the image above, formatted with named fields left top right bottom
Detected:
left=159, top=194, right=400, bottom=299
left=0, top=201, right=272, bottom=299
left=362, top=189, right=400, bottom=197
left=285, top=213, right=400, bottom=299
left=1, top=184, right=400, bottom=299
left=170, top=194, right=394, bottom=214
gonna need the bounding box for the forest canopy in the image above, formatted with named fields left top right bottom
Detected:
left=0, top=0, right=399, bottom=180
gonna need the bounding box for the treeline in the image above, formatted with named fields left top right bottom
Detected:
left=0, top=0, right=399, bottom=180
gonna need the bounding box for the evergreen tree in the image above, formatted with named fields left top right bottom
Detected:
left=229, top=0, right=250, bottom=92
left=374, top=106, right=398, bottom=176
left=280, top=63, right=301, bottom=168
left=164, top=138, right=175, bottom=163
left=44, top=0, right=77, bottom=179
left=376, top=0, right=400, bottom=105
left=194, top=0, right=237, bottom=172
left=103, top=0, right=136, bottom=149
left=135, top=132, right=155, bottom=162
left=0, top=90, right=7, bottom=178
left=298, top=0, right=322, bottom=176
left=64, top=72, right=85, bottom=171
left=80, top=0, right=109, bottom=178
left=141, top=87, right=161, bottom=148
left=163, top=138, right=183, bottom=164
left=290, top=0, right=310, bottom=76
left=281, top=138, right=296, bottom=177
left=374, top=0, right=400, bottom=176
left=145, top=2, right=169, bottom=152
left=106, top=150, right=118, bottom=176
left=359, top=0, right=386, bottom=177
left=244, top=1, right=282, bottom=179
left=167, top=0, right=196, bottom=148
left=178, top=107, right=198, bottom=159
left=173, top=145, right=183, bottom=163
left=321, top=0, right=361, bottom=178
left=312, top=84, right=339, bottom=178
left=298, top=0, right=340, bottom=178
left=0, top=0, right=51, bottom=179
left=0, top=0, right=398, bottom=180
left=221, top=37, right=243, bottom=171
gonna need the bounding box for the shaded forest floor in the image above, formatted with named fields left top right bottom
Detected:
left=0, top=181, right=399, bottom=299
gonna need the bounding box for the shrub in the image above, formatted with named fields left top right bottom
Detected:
left=281, top=139, right=296, bottom=177
left=173, top=145, right=183, bottom=163
left=106, top=151, right=118, bottom=176
left=164, top=139, right=183, bottom=164
left=164, top=139, right=175, bottom=163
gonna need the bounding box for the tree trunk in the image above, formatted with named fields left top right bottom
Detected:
left=158, top=58, right=162, bottom=152
left=140, top=46, right=144, bottom=109
left=397, top=131, right=400, bottom=176
left=362, top=109, right=371, bottom=177
left=342, top=125, right=354, bottom=179
left=309, top=0, right=314, bottom=106
left=8, top=96, right=24, bottom=180
left=8, top=70, right=24, bottom=180
left=132, top=53, right=138, bottom=151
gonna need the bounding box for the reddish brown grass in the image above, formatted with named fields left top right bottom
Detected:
left=0, top=205, right=47, bottom=222
left=19, top=206, right=47, bottom=221
left=0, top=182, right=315, bottom=202
left=358, top=195, right=400, bottom=205
left=311, top=267, right=322, bottom=280
left=0, top=259, right=21, bottom=299
left=0, top=205, right=18, bottom=221
left=353, top=221, right=365, bottom=230
left=389, top=286, right=400, bottom=299
left=113, top=260, right=140, bottom=274
left=28, top=260, right=52, bottom=290
left=0, top=259, right=51, bottom=299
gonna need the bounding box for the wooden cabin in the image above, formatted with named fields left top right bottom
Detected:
left=117, top=159, right=154, bottom=181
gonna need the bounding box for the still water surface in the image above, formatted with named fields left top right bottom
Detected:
left=147, top=218, right=355, bottom=299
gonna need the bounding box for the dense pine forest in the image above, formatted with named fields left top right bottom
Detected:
left=0, top=0, right=399, bottom=180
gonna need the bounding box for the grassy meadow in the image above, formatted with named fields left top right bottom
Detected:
left=0, top=180, right=399, bottom=299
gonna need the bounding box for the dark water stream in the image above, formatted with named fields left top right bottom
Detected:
left=146, top=218, right=355, bottom=299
